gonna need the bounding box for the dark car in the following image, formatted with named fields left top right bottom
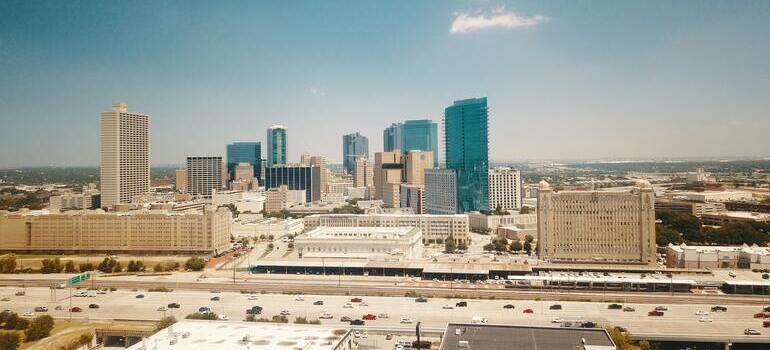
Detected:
left=455, top=301, right=468, bottom=307
left=350, top=319, right=365, bottom=326
left=210, top=296, right=220, bottom=301
left=350, top=298, right=362, bottom=303
left=608, top=303, right=622, bottom=310
left=523, top=308, right=534, bottom=314
left=135, top=294, right=145, bottom=299
left=198, top=306, right=211, bottom=313
left=246, top=306, right=263, bottom=315
left=549, top=304, right=562, bottom=310
left=340, top=316, right=352, bottom=322
left=167, top=303, right=180, bottom=309
left=313, top=300, right=324, bottom=306
left=648, top=310, right=664, bottom=316
left=503, top=304, right=515, bottom=309
left=88, top=304, right=99, bottom=309
left=362, top=314, right=377, bottom=320
left=70, top=307, right=82, bottom=312
left=711, top=306, right=727, bottom=312
left=415, top=297, right=428, bottom=303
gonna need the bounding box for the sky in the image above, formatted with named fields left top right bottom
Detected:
left=1, top=0, right=769, bottom=167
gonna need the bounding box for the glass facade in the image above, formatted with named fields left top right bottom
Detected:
left=342, top=132, right=369, bottom=174
left=444, top=97, right=489, bottom=213
left=383, top=123, right=401, bottom=152
left=226, top=142, right=261, bottom=182
left=263, top=165, right=321, bottom=202
left=400, top=119, right=438, bottom=168
left=266, top=126, right=288, bottom=166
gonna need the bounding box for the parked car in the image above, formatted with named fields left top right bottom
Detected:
left=198, top=306, right=211, bottom=313
left=0, top=298, right=10, bottom=302
left=89, top=304, right=99, bottom=309
left=415, top=297, right=428, bottom=303
left=378, top=313, right=390, bottom=319
left=343, top=303, right=354, bottom=309
left=695, top=311, right=709, bottom=316
left=319, top=312, right=333, bottom=319
left=455, top=301, right=468, bottom=307
left=218, top=314, right=229, bottom=320
left=648, top=310, right=664, bottom=316
left=350, top=319, right=365, bottom=326
left=362, top=314, right=377, bottom=320
left=55, top=306, right=63, bottom=310
left=698, top=317, right=713, bottom=323
left=745, top=329, right=761, bottom=335
left=549, top=304, right=562, bottom=310
left=503, top=304, right=515, bottom=309
left=608, top=304, right=622, bottom=310
left=22, top=312, right=35, bottom=318
left=313, top=300, right=324, bottom=306
left=764, top=320, right=770, bottom=328
left=246, top=305, right=262, bottom=315
left=14, top=291, right=25, bottom=296
left=157, top=306, right=167, bottom=311
left=754, top=312, right=770, bottom=318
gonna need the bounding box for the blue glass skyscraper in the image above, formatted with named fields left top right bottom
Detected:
left=383, top=123, right=401, bottom=152
left=226, top=142, right=262, bottom=182
left=400, top=120, right=438, bottom=168
left=342, top=132, right=369, bottom=174
left=444, top=97, right=489, bottom=213
left=266, top=125, right=288, bottom=166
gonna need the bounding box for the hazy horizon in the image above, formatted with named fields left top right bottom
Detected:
left=2, top=1, right=769, bottom=167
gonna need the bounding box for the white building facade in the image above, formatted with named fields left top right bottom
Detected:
left=303, top=213, right=469, bottom=245
left=100, top=102, right=150, bottom=207
left=295, top=226, right=423, bottom=260
left=488, top=167, right=522, bottom=211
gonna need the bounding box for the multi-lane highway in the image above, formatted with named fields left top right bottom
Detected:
left=3, top=285, right=770, bottom=344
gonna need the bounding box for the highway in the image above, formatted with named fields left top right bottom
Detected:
left=3, top=286, right=770, bottom=344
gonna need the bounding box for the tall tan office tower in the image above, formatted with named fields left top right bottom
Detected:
left=100, top=102, right=150, bottom=207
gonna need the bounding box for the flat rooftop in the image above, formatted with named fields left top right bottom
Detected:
left=439, top=323, right=615, bottom=350
left=126, top=320, right=350, bottom=350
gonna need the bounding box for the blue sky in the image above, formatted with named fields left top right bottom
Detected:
left=1, top=0, right=769, bottom=166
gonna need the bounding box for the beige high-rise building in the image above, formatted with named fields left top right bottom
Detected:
left=373, top=151, right=402, bottom=199
left=0, top=207, right=231, bottom=254
left=265, top=185, right=289, bottom=213
left=488, top=167, right=522, bottom=212
left=537, top=180, right=656, bottom=264
left=382, top=182, right=401, bottom=208
left=100, top=102, right=150, bottom=207
left=403, top=150, right=433, bottom=186
left=301, top=155, right=328, bottom=194
left=353, top=158, right=373, bottom=188
left=175, top=168, right=187, bottom=193
left=234, top=163, right=255, bottom=181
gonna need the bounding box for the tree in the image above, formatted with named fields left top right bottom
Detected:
left=444, top=237, right=457, bottom=252
left=606, top=326, right=632, bottom=350
left=97, top=258, right=112, bottom=273
left=482, top=243, right=495, bottom=252
left=78, top=332, right=94, bottom=347
left=112, top=262, right=123, bottom=273
left=155, top=316, right=177, bottom=331
left=519, top=206, right=533, bottom=214
left=78, top=263, right=94, bottom=272
left=287, top=242, right=294, bottom=250
left=153, top=263, right=165, bottom=272
left=524, top=235, right=534, bottom=243
left=491, top=237, right=508, bottom=252
left=0, top=256, right=16, bottom=273
left=510, top=240, right=523, bottom=252
left=185, top=257, right=206, bottom=271
left=127, top=261, right=137, bottom=272
left=655, top=225, right=683, bottom=246
left=656, top=209, right=703, bottom=243
left=0, top=331, right=21, bottom=350
left=523, top=241, right=533, bottom=255
left=24, top=315, right=55, bottom=341
left=64, top=260, right=76, bottom=273
left=457, top=242, right=468, bottom=251
left=638, top=339, right=651, bottom=350
left=40, top=258, right=63, bottom=274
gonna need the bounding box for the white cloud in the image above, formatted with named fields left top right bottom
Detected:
left=450, top=7, right=549, bottom=34
left=307, top=87, right=326, bottom=97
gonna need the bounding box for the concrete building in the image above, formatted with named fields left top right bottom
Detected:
left=211, top=190, right=242, bottom=207
left=233, top=163, right=254, bottom=182
left=496, top=225, right=537, bottom=241
left=675, top=190, right=753, bottom=202
left=186, top=157, right=224, bottom=198
left=265, top=185, right=289, bottom=213
left=701, top=211, right=770, bottom=226
left=232, top=217, right=304, bottom=239
left=226, top=142, right=262, bottom=182
left=725, top=201, right=770, bottom=214
left=424, top=168, right=457, bottom=215
left=403, top=150, right=433, bottom=186
left=382, top=182, right=400, bottom=208
left=266, top=125, right=288, bottom=166
left=263, top=165, right=321, bottom=202
left=300, top=154, right=328, bottom=194
left=100, top=102, right=150, bottom=207
left=666, top=243, right=770, bottom=269
left=655, top=198, right=726, bottom=217
left=373, top=151, right=402, bottom=199
left=233, top=194, right=265, bottom=214
left=174, top=168, right=187, bottom=193
left=327, top=178, right=354, bottom=195
left=49, top=192, right=100, bottom=212
left=304, top=213, right=469, bottom=245
left=0, top=207, right=231, bottom=254
left=342, top=132, right=369, bottom=175
left=537, top=180, right=656, bottom=264
left=488, top=167, right=522, bottom=212
left=295, top=226, right=423, bottom=259
left=353, top=158, right=374, bottom=189
left=400, top=184, right=424, bottom=214
left=439, top=323, right=615, bottom=350
left=467, top=211, right=537, bottom=232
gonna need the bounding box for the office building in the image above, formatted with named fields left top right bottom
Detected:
left=488, top=167, right=522, bottom=212
left=701, top=211, right=770, bottom=226
left=327, top=178, right=354, bottom=195
left=296, top=226, right=423, bottom=260
left=0, top=207, right=231, bottom=254
left=373, top=151, right=402, bottom=199
left=233, top=163, right=255, bottom=181
left=232, top=217, right=304, bottom=239
left=424, top=168, right=457, bottom=215
left=444, top=97, right=489, bottom=213
left=665, top=243, right=770, bottom=269
left=353, top=158, right=374, bottom=190
left=304, top=212, right=470, bottom=245
left=403, top=150, right=433, bottom=186
left=467, top=211, right=537, bottom=232
left=300, top=154, right=328, bottom=194
left=654, top=198, right=725, bottom=217
left=100, top=102, right=150, bottom=207
left=265, top=185, right=289, bottom=213
left=266, top=125, right=288, bottom=166
left=400, top=184, right=424, bottom=214
left=382, top=182, right=400, bottom=208
left=439, top=323, right=615, bottom=350
left=49, top=192, right=101, bottom=212
left=186, top=157, right=223, bottom=198
left=342, top=132, right=369, bottom=174
left=226, top=142, right=262, bottom=182
left=725, top=201, right=770, bottom=213
left=675, top=190, right=753, bottom=203
left=383, top=123, right=402, bottom=152
left=537, top=180, right=656, bottom=264
left=263, top=165, right=321, bottom=202
left=175, top=168, right=187, bottom=193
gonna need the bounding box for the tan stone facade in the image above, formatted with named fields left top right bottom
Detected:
left=303, top=213, right=469, bottom=245
left=265, top=185, right=289, bottom=213
left=537, top=181, right=656, bottom=264
left=0, top=207, right=231, bottom=254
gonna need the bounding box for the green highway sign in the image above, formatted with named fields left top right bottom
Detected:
left=67, top=271, right=91, bottom=286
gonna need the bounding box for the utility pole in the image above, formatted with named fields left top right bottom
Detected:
left=415, top=322, right=422, bottom=350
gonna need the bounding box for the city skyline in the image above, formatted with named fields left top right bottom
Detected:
left=2, top=1, right=770, bottom=167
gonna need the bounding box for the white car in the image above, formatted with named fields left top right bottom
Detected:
left=218, top=314, right=229, bottom=321
left=442, top=304, right=454, bottom=309
left=377, top=313, right=390, bottom=319
left=343, top=303, right=354, bottom=309
left=353, top=331, right=361, bottom=338
left=22, top=312, right=35, bottom=318
left=695, top=311, right=709, bottom=316
left=400, top=318, right=414, bottom=324
left=280, top=310, right=291, bottom=316
left=319, top=312, right=333, bottom=319
left=551, top=317, right=562, bottom=323
left=248, top=296, right=258, bottom=300
left=359, top=302, right=368, bottom=306
left=295, top=296, right=304, bottom=301
left=157, top=306, right=167, bottom=311
left=698, top=317, right=713, bottom=323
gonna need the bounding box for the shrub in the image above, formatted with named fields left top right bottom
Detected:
left=148, top=287, right=173, bottom=292
left=25, top=315, right=55, bottom=341
left=185, top=312, right=217, bottom=320
left=0, top=331, right=21, bottom=350
left=155, top=316, right=177, bottom=331
left=185, top=257, right=206, bottom=271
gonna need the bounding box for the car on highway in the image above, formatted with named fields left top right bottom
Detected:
left=1, top=297, right=10, bottom=302
left=549, top=304, right=562, bottom=310
left=695, top=311, right=709, bottom=316
left=70, top=307, right=82, bottom=312
left=89, top=304, right=99, bottom=309
left=764, top=306, right=770, bottom=313
left=623, top=307, right=635, bottom=312
left=350, top=297, right=362, bottom=303
left=359, top=301, right=368, bottom=306
left=22, top=312, right=35, bottom=318
left=399, top=318, right=414, bottom=324
left=698, top=317, right=712, bottom=323
left=198, top=307, right=211, bottom=313
left=210, top=296, right=220, bottom=301
left=157, top=306, right=167, bottom=311
left=415, top=297, right=428, bottom=303
left=217, top=314, right=229, bottom=321
left=319, top=312, right=333, bottom=319
left=745, top=328, right=761, bottom=335
left=711, top=306, right=727, bottom=312
left=377, top=313, right=389, bottom=319
left=295, top=296, right=304, bottom=301
left=471, top=316, right=488, bottom=324
left=350, top=319, right=365, bottom=326
left=551, top=317, right=562, bottom=323
left=343, top=303, right=354, bottom=308
left=442, top=304, right=454, bottom=309
left=362, top=314, right=377, bottom=321
left=754, top=312, right=770, bottom=318
left=280, top=310, right=291, bottom=316
left=503, top=304, right=515, bottom=309
left=764, top=320, right=770, bottom=328
left=34, top=306, right=48, bottom=312
left=54, top=306, right=63, bottom=310
left=14, top=291, right=25, bottom=296
left=313, top=300, right=324, bottom=306
left=648, top=310, right=664, bottom=316
left=654, top=306, right=668, bottom=311
left=523, top=308, right=534, bottom=314
left=608, top=304, right=622, bottom=310
left=167, top=303, right=180, bottom=309
left=135, top=294, right=145, bottom=299
left=455, top=301, right=468, bottom=307
left=340, top=316, right=352, bottom=322
left=248, top=295, right=258, bottom=301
